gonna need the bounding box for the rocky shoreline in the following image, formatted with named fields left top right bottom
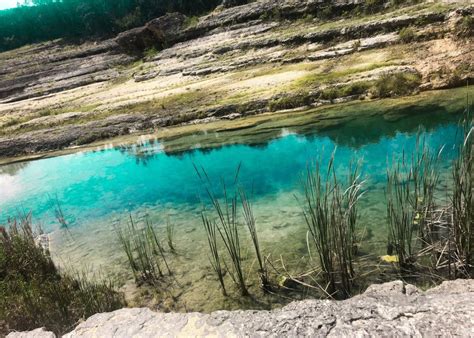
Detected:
left=0, top=0, right=472, bottom=159
left=7, top=279, right=474, bottom=337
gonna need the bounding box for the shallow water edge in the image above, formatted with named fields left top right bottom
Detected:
left=0, top=87, right=469, bottom=166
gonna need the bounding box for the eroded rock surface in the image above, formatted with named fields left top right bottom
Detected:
left=7, top=280, right=474, bottom=337
left=0, top=0, right=472, bottom=158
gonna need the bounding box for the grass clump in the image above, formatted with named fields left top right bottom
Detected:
left=196, top=164, right=270, bottom=296
left=385, top=95, right=472, bottom=278
left=143, top=47, right=159, bottom=59
left=201, top=176, right=249, bottom=296
left=454, top=16, right=474, bottom=39
left=240, top=187, right=270, bottom=292
left=300, top=151, right=364, bottom=298
left=373, top=73, right=421, bottom=98
left=259, top=7, right=282, bottom=21
left=166, top=218, right=176, bottom=253
left=0, top=215, right=124, bottom=336
left=450, top=108, right=473, bottom=277
left=268, top=93, right=312, bottom=111
left=386, top=140, right=442, bottom=270
left=399, top=27, right=416, bottom=43
left=115, top=215, right=172, bottom=286
left=319, top=82, right=372, bottom=101
left=201, top=212, right=227, bottom=296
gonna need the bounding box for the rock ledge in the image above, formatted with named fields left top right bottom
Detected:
left=7, top=279, right=474, bottom=337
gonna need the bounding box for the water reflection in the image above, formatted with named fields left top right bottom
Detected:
left=0, top=161, right=29, bottom=176
left=122, top=101, right=459, bottom=161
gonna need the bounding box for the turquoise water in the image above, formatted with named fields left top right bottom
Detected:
left=0, top=105, right=465, bottom=311
left=0, top=111, right=462, bottom=229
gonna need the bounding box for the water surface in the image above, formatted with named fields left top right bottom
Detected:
left=0, top=100, right=465, bottom=311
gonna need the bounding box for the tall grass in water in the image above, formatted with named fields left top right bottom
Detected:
left=451, top=109, right=473, bottom=277
left=209, top=183, right=249, bottom=296
left=0, top=215, right=124, bottom=336
left=195, top=164, right=249, bottom=296
left=146, top=218, right=172, bottom=276
left=301, top=151, right=364, bottom=298
left=240, top=187, right=270, bottom=292
left=115, top=215, right=171, bottom=285
left=166, top=217, right=176, bottom=253
left=202, top=212, right=227, bottom=296
left=386, top=140, right=442, bottom=270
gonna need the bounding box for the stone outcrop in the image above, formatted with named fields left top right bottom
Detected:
left=7, top=279, right=474, bottom=337
left=0, top=1, right=472, bottom=159
left=116, top=13, right=192, bottom=53
left=221, top=0, right=249, bottom=8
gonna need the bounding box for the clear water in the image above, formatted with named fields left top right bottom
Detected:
left=0, top=103, right=464, bottom=311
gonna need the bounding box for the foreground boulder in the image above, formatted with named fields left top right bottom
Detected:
left=8, top=279, right=474, bottom=337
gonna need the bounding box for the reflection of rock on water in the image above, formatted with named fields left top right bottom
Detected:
left=0, top=161, right=29, bottom=176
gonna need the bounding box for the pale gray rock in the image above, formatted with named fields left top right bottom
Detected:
left=11, top=280, right=472, bottom=337
left=7, top=328, right=55, bottom=338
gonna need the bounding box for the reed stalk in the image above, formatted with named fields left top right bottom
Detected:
left=301, top=151, right=364, bottom=298
left=115, top=215, right=172, bottom=285
left=451, top=104, right=473, bottom=277
left=195, top=164, right=249, bottom=296
left=51, top=194, right=68, bottom=228
left=386, top=139, right=443, bottom=270
left=146, top=218, right=172, bottom=275
left=166, top=217, right=176, bottom=253
left=202, top=212, right=227, bottom=296
left=239, top=187, right=270, bottom=292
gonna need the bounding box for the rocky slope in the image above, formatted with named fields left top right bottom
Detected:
left=0, top=0, right=472, bottom=158
left=7, top=279, right=474, bottom=337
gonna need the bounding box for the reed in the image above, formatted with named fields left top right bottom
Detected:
left=451, top=109, right=473, bottom=277
left=195, top=164, right=249, bottom=296
left=146, top=218, right=172, bottom=276
left=166, top=217, right=176, bottom=253
left=201, top=212, right=227, bottom=296
left=51, top=194, right=68, bottom=228
left=115, top=215, right=172, bottom=285
left=300, top=151, right=364, bottom=298
left=386, top=139, right=442, bottom=270
left=211, top=183, right=249, bottom=296
left=239, top=187, right=270, bottom=292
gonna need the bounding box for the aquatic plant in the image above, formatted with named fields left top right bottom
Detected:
left=146, top=218, right=172, bottom=276
left=386, top=140, right=442, bottom=270
left=450, top=106, right=472, bottom=277
left=115, top=215, right=172, bottom=285
left=210, top=184, right=249, bottom=296
left=240, top=187, right=270, bottom=292
left=0, top=215, right=124, bottom=336
left=51, top=194, right=68, bottom=228
left=201, top=212, right=227, bottom=296
left=166, top=217, right=176, bottom=253
left=300, top=151, right=364, bottom=298
left=195, top=164, right=249, bottom=296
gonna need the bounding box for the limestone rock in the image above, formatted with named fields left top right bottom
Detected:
left=11, top=280, right=472, bottom=337
left=7, top=328, right=55, bottom=338
left=115, top=26, right=157, bottom=53
left=146, top=12, right=189, bottom=45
